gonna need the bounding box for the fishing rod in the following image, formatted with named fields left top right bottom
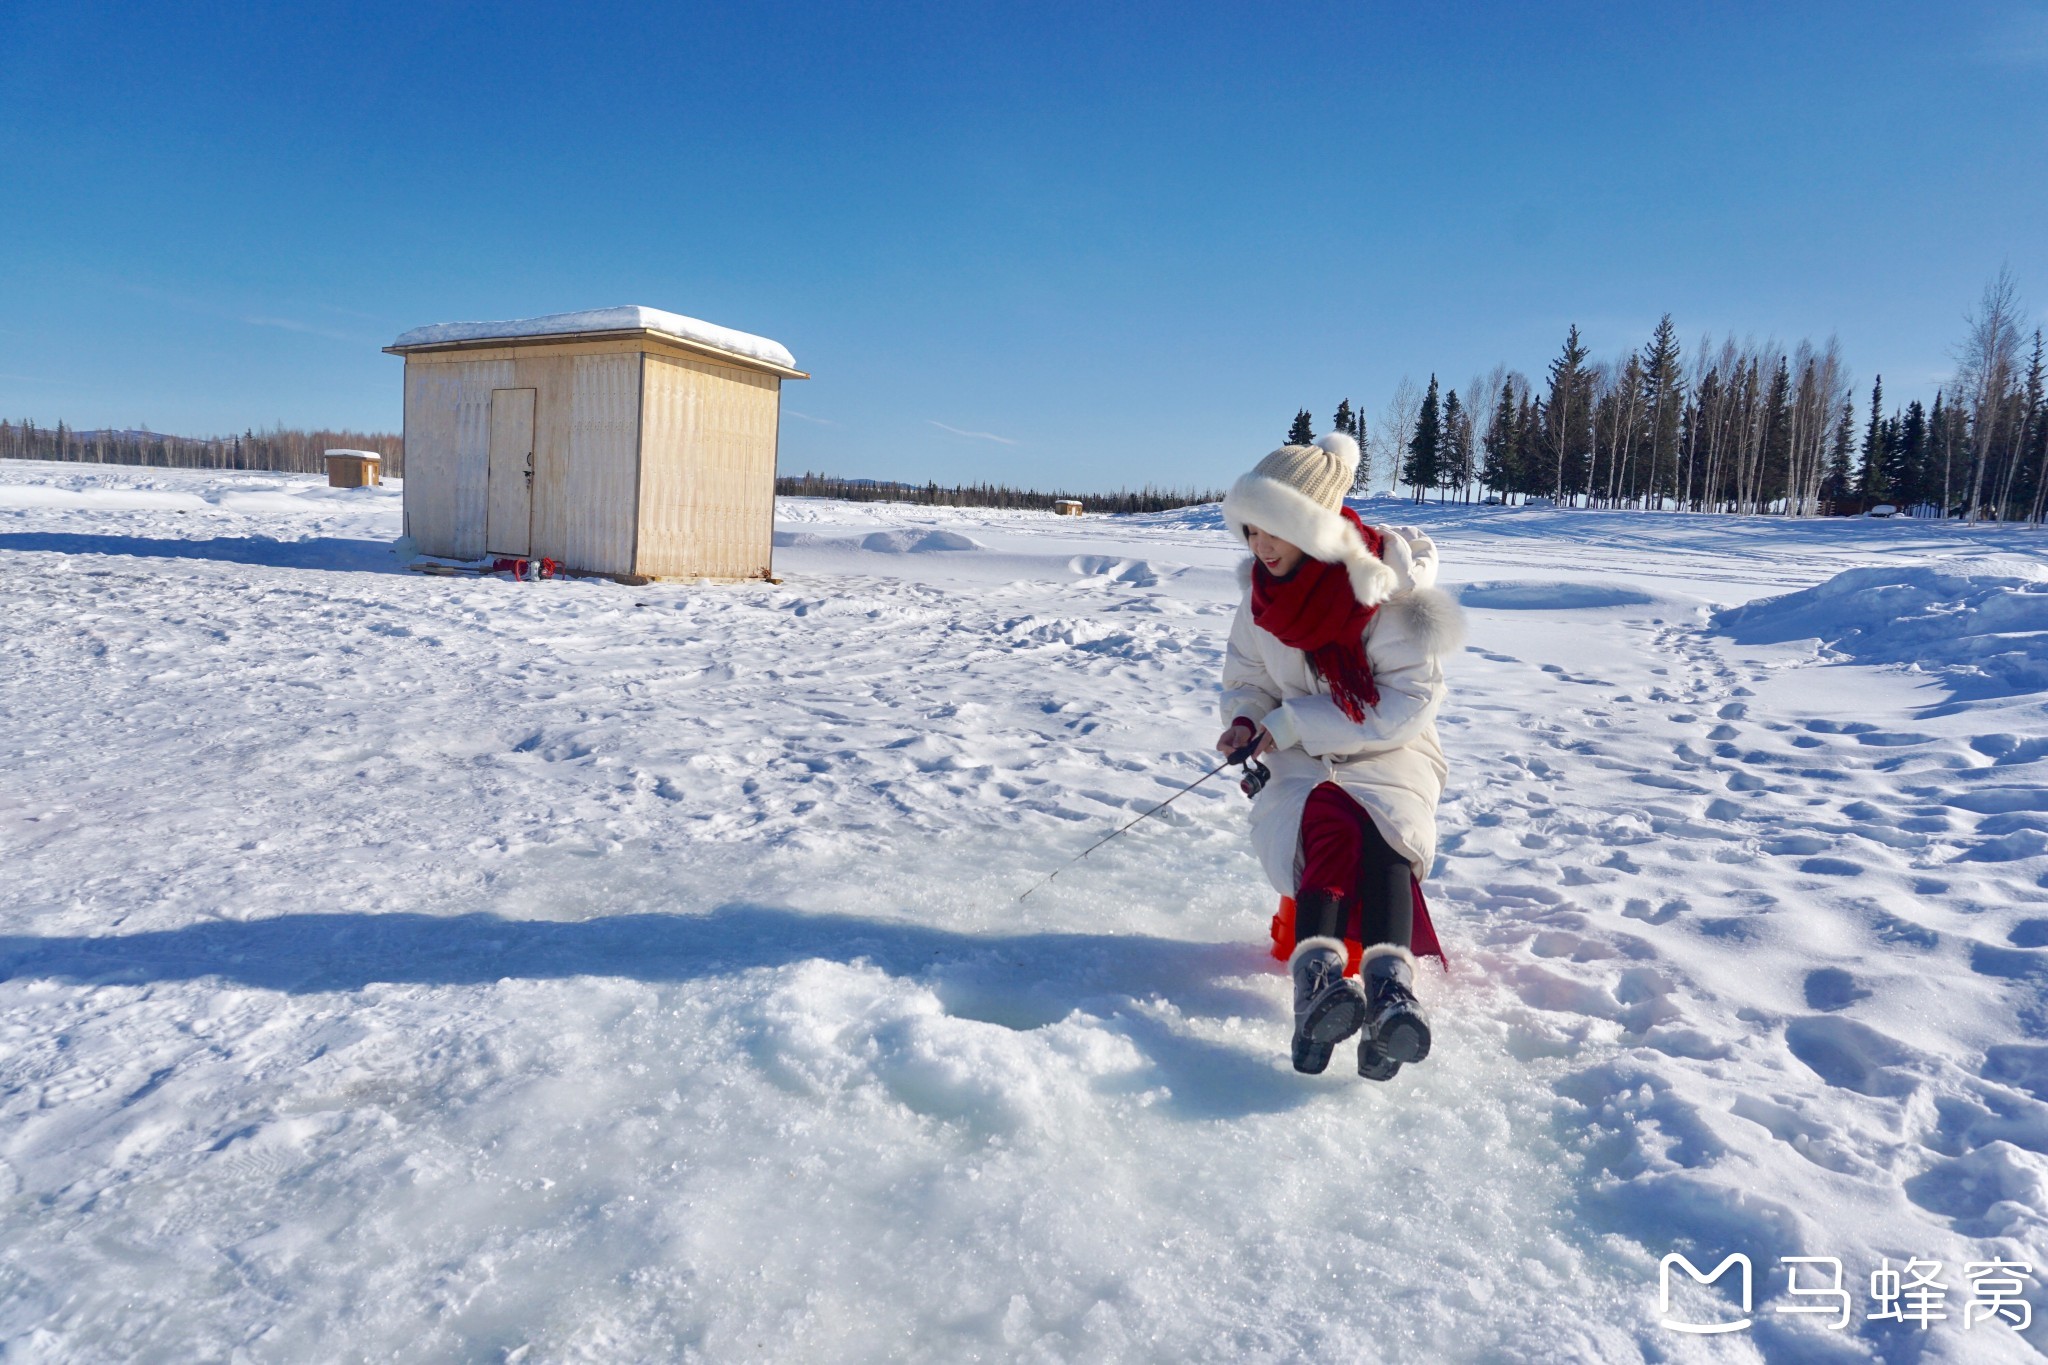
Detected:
left=1016, top=740, right=1270, bottom=901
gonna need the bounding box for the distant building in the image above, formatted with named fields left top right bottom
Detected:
left=324, top=449, right=381, bottom=488
left=385, top=307, right=807, bottom=581
left=1053, top=499, right=1083, bottom=516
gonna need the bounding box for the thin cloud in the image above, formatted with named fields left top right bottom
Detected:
left=242, top=315, right=373, bottom=344
left=928, top=419, right=1017, bottom=445
left=95, top=276, right=383, bottom=343
left=785, top=410, right=837, bottom=426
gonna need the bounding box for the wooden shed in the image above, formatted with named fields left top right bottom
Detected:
left=324, top=449, right=382, bottom=488
left=385, top=306, right=807, bottom=581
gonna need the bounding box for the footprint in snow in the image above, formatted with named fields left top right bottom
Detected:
left=1784, top=1015, right=1919, bottom=1098
left=1802, top=967, right=1873, bottom=1012
left=1982, top=1043, right=2048, bottom=1102
left=1969, top=941, right=2048, bottom=981
left=1903, top=1143, right=2048, bottom=1234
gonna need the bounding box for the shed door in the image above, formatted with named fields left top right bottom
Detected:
left=487, top=387, right=537, bottom=557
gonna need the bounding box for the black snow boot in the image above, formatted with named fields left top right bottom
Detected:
left=1290, top=935, right=1367, bottom=1075
left=1357, top=1034, right=1402, bottom=1082
left=1362, top=946, right=1431, bottom=1066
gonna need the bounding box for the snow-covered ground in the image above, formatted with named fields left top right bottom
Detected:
left=3, top=458, right=2047, bottom=1362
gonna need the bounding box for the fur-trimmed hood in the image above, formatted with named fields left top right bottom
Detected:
left=1232, top=522, right=1465, bottom=661
left=1222, top=433, right=1398, bottom=607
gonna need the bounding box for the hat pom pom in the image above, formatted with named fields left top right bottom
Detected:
left=1312, top=430, right=1361, bottom=466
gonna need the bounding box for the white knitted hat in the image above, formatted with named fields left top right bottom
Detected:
left=1221, top=431, right=1396, bottom=605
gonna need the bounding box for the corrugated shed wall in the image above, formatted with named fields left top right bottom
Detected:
left=636, top=355, right=779, bottom=579
left=526, top=352, right=641, bottom=576
left=403, top=357, right=515, bottom=559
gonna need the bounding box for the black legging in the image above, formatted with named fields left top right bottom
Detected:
left=1295, top=785, right=1414, bottom=949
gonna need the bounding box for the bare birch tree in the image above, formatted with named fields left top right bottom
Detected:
left=1956, top=267, right=2026, bottom=521
left=1370, top=377, right=1422, bottom=496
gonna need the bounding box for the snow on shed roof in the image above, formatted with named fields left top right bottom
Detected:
left=390, top=306, right=797, bottom=371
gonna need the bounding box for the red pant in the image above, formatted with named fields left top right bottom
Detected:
left=1297, top=782, right=1412, bottom=948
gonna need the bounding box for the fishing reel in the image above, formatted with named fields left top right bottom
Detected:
left=1228, top=740, right=1271, bottom=799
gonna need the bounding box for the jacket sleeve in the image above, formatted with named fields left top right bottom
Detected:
left=1381, top=524, right=1440, bottom=591
left=1219, top=596, right=1283, bottom=729
left=1258, top=595, right=1445, bottom=758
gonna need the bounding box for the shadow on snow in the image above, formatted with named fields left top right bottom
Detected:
left=0, top=903, right=1316, bottom=1121
left=0, top=531, right=403, bottom=574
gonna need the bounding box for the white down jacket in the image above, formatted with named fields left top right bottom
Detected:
left=1218, top=524, right=1463, bottom=895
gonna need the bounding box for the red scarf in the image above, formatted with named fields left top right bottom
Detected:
left=1251, top=510, right=1383, bottom=721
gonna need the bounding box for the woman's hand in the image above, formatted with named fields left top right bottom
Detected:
left=1216, top=722, right=1275, bottom=759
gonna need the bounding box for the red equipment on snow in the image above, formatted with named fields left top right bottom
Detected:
left=491, top=557, right=559, bottom=581
left=1268, top=882, right=1447, bottom=975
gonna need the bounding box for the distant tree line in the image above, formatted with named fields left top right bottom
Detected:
left=2, top=421, right=1222, bottom=515
left=1292, top=270, right=2048, bottom=521
left=777, top=472, right=1220, bottom=514
left=0, top=419, right=404, bottom=477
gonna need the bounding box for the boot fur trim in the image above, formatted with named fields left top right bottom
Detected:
left=1359, top=942, right=1418, bottom=975
left=1289, top=934, right=1348, bottom=967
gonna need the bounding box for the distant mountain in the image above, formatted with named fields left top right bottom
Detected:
left=67, top=428, right=210, bottom=444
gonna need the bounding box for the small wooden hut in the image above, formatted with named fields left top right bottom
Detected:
left=385, top=306, right=807, bottom=581
left=1052, top=499, right=1083, bottom=516
left=324, top=449, right=382, bottom=488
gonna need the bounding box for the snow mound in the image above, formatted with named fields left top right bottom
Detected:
left=1459, top=580, right=1657, bottom=610
left=390, top=306, right=797, bottom=371
left=857, top=529, right=982, bottom=554
left=1121, top=502, right=1225, bottom=533
left=1067, top=555, right=1160, bottom=586
left=1713, top=555, right=2048, bottom=698
left=740, top=960, right=1144, bottom=1138
left=770, top=528, right=984, bottom=554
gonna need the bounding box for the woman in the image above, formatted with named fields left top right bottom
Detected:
left=1217, top=431, right=1462, bottom=1080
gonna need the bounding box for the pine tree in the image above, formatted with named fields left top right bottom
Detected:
left=1821, top=399, right=1855, bottom=510
left=1288, top=409, right=1315, bottom=445
left=1761, top=359, right=1792, bottom=511
left=1858, top=376, right=1885, bottom=501
left=1481, top=382, right=1520, bottom=500
left=1892, top=400, right=1928, bottom=512
left=1344, top=400, right=1373, bottom=495
left=1440, top=389, right=1470, bottom=502
left=1516, top=393, right=1545, bottom=502
left=1930, top=391, right=1955, bottom=516
left=1351, top=403, right=1368, bottom=493
left=1543, top=327, right=1592, bottom=501
left=1640, top=315, right=1684, bottom=507
left=1403, top=376, right=1442, bottom=502
left=1333, top=400, right=1354, bottom=442
left=2019, top=330, right=2046, bottom=523
left=1882, top=415, right=1902, bottom=505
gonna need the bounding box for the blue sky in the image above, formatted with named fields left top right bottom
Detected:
left=2, top=1, right=2043, bottom=491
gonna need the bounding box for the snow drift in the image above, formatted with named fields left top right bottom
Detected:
left=1714, top=555, right=2048, bottom=698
